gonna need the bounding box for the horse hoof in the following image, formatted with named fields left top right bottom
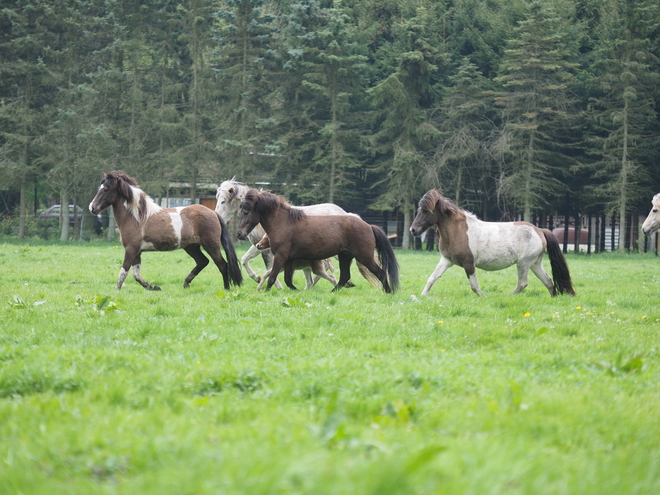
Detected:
left=345, top=281, right=356, bottom=288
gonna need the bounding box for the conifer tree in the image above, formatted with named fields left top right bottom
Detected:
left=494, top=0, right=582, bottom=222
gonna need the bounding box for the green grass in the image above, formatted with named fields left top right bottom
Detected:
left=0, top=240, right=659, bottom=494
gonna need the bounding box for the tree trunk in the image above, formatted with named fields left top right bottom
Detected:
left=60, top=189, right=70, bottom=242
left=617, top=90, right=630, bottom=251
left=522, top=130, right=535, bottom=223
left=18, top=181, right=27, bottom=239
left=106, top=209, right=116, bottom=241
left=402, top=207, right=412, bottom=249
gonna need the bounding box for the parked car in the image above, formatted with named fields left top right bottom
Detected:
left=39, top=205, right=102, bottom=227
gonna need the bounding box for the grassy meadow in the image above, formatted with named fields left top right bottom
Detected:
left=0, top=240, right=659, bottom=494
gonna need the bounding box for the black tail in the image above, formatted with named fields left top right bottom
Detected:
left=218, top=213, right=243, bottom=287
left=543, top=230, right=575, bottom=296
left=372, top=225, right=400, bottom=293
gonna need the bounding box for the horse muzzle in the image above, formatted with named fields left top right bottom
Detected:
left=89, top=203, right=98, bottom=215
left=410, top=226, right=421, bottom=237
left=237, top=230, right=248, bottom=241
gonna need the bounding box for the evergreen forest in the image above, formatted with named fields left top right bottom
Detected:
left=1, top=0, right=659, bottom=248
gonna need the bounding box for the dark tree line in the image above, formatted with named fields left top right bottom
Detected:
left=1, top=0, right=659, bottom=248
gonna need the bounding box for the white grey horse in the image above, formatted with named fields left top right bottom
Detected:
left=642, top=193, right=660, bottom=236
left=216, top=178, right=347, bottom=288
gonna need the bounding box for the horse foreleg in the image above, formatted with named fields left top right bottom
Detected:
left=513, top=262, right=530, bottom=294
left=421, top=256, right=453, bottom=295
left=183, top=245, right=210, bottom=288
left=283, top=260, right=298, bottom=290
left=242, top=244, right=263, bottom=283
left=117, top=248, right=137, bottom=290
left=265, top=256, right=286, bottom=291
left=464, top=263, right=485, bottom=297
left=302, top=266, right=315, bottom=289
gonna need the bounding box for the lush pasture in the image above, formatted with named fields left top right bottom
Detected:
left=0, top=241, right=658, bottom=494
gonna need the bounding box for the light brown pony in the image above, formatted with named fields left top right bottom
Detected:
left=410, top=189, right=575, bottom=297
left=89, top=171, right=242, bottom=291
left=254, top=234, right=337, bottom=290
left=236, top=189, right=399, bottom=293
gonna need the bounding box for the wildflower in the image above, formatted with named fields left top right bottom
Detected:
left=642, top=315, right=648, bottom=319
left=524, top=312, right=531, bottom=317
left=438, top=320, right=444, bottom=324
left=576, top=306, right=582, bottom=310
left=441, top=349, right=446, bottom=352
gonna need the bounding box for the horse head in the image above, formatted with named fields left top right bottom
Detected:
left=89, top=170, right=137, bottom=215
left=216, top=177, right=246, bottom=222
left=642, top=193, right=660, bottom=236
left=236, top=188, right=262, bottom=240
left=410, top=189, right=464, bottom=236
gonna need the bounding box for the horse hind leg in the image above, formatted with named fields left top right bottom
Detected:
left=529, top=257, right=556, bottom=296
left=204, top=242, right=234, bottom=290
left=332, top=253, right=354, bottom=292
left=310, top=260, right=337, bottom=288
left=130, top=253, right=161, bottom=291
left=183, top=245, right=210, bottom=288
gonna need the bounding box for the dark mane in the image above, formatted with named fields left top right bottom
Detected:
left=104, top=170, right=138, bottom=202
left=242, top=189, right=307, bottom=222
left=104, top=170, right=156, bottom=220
left=419, top=189, right=463, bottom=217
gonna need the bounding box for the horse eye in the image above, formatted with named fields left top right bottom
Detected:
left=220, top=200, right=225, bottom=204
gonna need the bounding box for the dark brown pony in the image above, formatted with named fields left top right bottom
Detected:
left=410, top=189, right=575, bottom=297
left=89, top=171, right=242, bottom=291
left=236, top=189, right=399, bottom=293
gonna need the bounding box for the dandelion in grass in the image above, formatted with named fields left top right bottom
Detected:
left=524, top=312, right=531, bottom=317
left=438, top=320, right=444, bottom=324
left=576, top=306, right=582, bottom=310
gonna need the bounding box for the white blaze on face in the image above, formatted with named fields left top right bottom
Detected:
left=170, top=211, right=183, bottom=247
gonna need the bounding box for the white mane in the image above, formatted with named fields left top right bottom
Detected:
left=125, top=185, right=162, bottom=221
left=653, top=193, right=660, bottom=209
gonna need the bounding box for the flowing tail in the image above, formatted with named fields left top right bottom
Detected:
left=218, top=213, right=243, bottom=287
left=542, top=230, right=575, bottom=296
left=357, top=261, right=380, bottom=288
left=372, top=225, right=400, bottom=293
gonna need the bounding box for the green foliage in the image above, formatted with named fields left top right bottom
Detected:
left=0, top=243, right=659, bottom=493
left=0, top=0, right=660, bottom=241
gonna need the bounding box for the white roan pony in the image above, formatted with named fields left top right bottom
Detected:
left=216, top=178, right=347, bottom=288
left=410, top=189, right=575, bottom=297
left=642, top=193, right=660, bottom=237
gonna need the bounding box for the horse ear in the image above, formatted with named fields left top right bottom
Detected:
left=227, top=186, right=236, bottom=200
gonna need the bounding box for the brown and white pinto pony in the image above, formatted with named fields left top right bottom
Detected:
left=642, top=193, right=660, bottom=236
left=89, top=171, right=242, bottom=291
left=236, top=189, right=399, bottom=293
left=410, top=189, right=575, bottom=297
